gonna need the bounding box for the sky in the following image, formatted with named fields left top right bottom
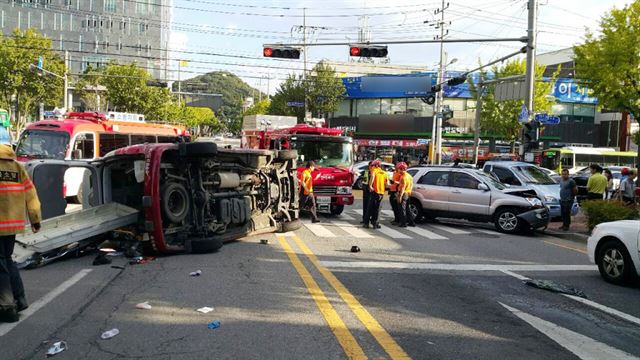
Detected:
left=168, top=0, right=630, bottom=94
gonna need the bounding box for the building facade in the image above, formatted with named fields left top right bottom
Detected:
left=0, top=0, right=171, bottom=80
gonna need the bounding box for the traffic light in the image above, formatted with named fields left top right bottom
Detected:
left=263, top=46, right=301, bottom=59
left=349, top=45, right=388, bottom=58
left=447, top=76, right=466, bottom=86
left=523, top=121, right=539, bottom=150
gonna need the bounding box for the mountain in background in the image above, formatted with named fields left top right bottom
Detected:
left=175, top=71, right=266, bottom=132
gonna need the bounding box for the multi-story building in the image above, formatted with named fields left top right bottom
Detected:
left=0, top=0, right=171, bottom=80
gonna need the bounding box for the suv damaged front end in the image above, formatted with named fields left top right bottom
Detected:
left=503, top=189, right=549, bottom=230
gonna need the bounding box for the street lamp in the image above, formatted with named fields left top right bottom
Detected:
left=432, top=53, right=458, bottom=165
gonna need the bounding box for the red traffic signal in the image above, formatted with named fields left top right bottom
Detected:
left=348, top=45, right=388, bottom=58
left=262, top=46, right=301, bottom=59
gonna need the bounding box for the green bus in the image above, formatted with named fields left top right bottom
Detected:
left=541, top=146, right=638, bottom=174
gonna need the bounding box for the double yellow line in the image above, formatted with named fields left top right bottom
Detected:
left=277, top=234, right=410, bottom=360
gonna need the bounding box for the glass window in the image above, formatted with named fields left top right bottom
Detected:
left=391, top=98, right=406, bottom=114
left=514, top=165, right=556, bottom=185
left=573, top=104, right=595, bottom=117
left=16, top=130, right=70, bottom=160
left=104, top=0, right=116, bottom=12
left=380, top=98, right=391, bottom=115
left=71, top=133, right=94, bottom=159
left=157, top=136, right=177, bottom=143
left=290, top=140, right=353, bottom=167
left=407, top=169, right=419, bottom=177
left=99, top=133, right=130, bottom=156
left=355, top=99, right=380, bottom=116
left=418, top=171, right=449, bottom=186
left=491, top=167, right=521, bottom=186
left=334, top=100, right=351, bottom=117
left=131, top=134, right=157, bottom=144
left=407, top=98, right=433, bottom=117
left=551, top=103, right=573, bottom=115
left=451, top=172, right=480, bottom=189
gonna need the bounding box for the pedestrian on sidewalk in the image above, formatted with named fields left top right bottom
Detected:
left=604, top=169, right=614, bottom=200
left=389, top=164, right=402, bottom=225
left=360, top=161, right=373, bottom=224
left=364, top=161, right=388, bottom=229
left=298, top=161, right=320, bottom=223
left=0, top=140, right=41, bottom=323
left=619, top=169, right=637, bottom=206
left=558, top=169, right=577, bottom=231
left=396, top=162, right=415, bottom=228
left=586, top=164, right=607, bottom=200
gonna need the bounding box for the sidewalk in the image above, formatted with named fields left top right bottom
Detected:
left=544, top=213, right=590, bottom=243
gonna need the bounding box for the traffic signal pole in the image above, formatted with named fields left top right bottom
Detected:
left=433, top=0, right=447, bottom=165
left=303, top=7, right=308, bottom=120
left=521, top=0, right=537, bottom=158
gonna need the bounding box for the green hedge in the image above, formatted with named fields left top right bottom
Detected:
left=580, top=200, right=640, bottom=231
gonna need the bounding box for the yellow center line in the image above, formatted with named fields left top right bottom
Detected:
left=291, top=235, right=411, bottom=360
left=276, top=236, right=367, bottom=360
left=543, top=240, right=588, bottom=254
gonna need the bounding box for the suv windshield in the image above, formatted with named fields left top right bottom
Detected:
left=291, top=140, right=353, bottom=167
left=16, top=130, right=69, bottom=160
left=514, top=165, right=556, bottom=185
left=475, top=171, right=506, bottom=190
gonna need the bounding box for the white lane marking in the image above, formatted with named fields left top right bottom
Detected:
left=320, top=261, right=597, bottom=272
left=280, top=232, right=297, bottom=237
left=337, top=213, right=355, bottom=221
left=499, top=302, right=640, bottom=360
left=476, top=229, right=502, bottom=235
left=330, top=221, right=374, bottom=238
left=0, top=269, right=93, bottom=337
left=304, top=224, right=337, bottom=238
left=500, top=269, right=530, bottom=281
left=562, top=294, right=640, bottom=328
left=405, top=226, right=448, bottom=240
left=380, top=210, right=395, bottom=218
left=376, top=224, right=411, bottom=239
left=429, top=224, right=471, bottom=235
left=352, top=209, right=364, bottom=216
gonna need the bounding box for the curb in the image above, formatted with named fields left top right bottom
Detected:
left=543, top=229, right=590, bottom=243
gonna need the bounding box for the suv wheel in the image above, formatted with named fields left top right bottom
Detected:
left=408, top=199, right=424, bottom=223
left=494, top=207, right=521, bottom=234
left=596, top=240, right=634, bottom=285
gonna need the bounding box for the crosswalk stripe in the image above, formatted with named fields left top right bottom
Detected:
left=304, top=224, right=337, bottom=238
left=405, top=226, right=448, bottom=240
left=330, top=221, right=374, bottom=238
left=380, top=210, right=394, bottom=218
left=476, top=229, right=501, bottom=235
left=376, top=224, right=411, bottom=239
left=352, top=209, right=363, bottom=216
left=430, top=224, right=470, bottom=235
left=336, top=213, right=355, bottom=221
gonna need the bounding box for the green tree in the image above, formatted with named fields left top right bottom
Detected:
left=0, top=29, right=65, bottom=134
left=306, top=63, right=346, bottom=117
left=75, top=66, right=106, bottom=111
left=101, top=63, right=151, bottom=113
left=182, top=106, right=220, bottom=137
left=469, top=59, right=557, bottom=148
left=268, top=75, right=306, bottom=121
left=574, top=0, right=640, bottom=161
left=243, top=99, right=270, bottom=116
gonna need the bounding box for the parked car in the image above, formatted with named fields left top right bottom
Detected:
left=588, top=220, right=640, bottom=285
left=352, top=161, right=394, bottom=189
left=482, top=161, right=577, bottom=220
left=538, top=167, right=561, bottom=183
left=572, top=166, right=634, bottom=201
left=408, top=166, right=549, bottom=234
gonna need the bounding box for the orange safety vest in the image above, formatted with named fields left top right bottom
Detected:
left=390, top=170, right=402, bottom=192
left=371, top=168, right=388, bottom=195
left=399, top=172, right=413, bottom=196
left=300, top=168, right=313, bottom=195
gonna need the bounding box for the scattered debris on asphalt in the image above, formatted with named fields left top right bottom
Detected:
left=93, top=253, right=112, bottom=266
left=129, top=256, right=156, bottom=265
left=197, top=307, right=214, bottom=314
left=111, top=265, right=125, bottom=270
left=46, top=341, right=67, bottom=357
left=350, top=246, right=361, bottom=253
left=136, top=301, right=152, bottom=310
left=189, top=270, right=202, bottom=277
left=524, top=279, right=587, bottom=298
left=260, top=239, right=269, bottom=245
left=101, top=328, right=120, bottom=340
left=207, top=321, right=221, bottom=329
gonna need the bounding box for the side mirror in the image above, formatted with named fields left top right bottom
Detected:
left=478, top=183, right=489, bottom=191
left=72, top=149, right=83, bottom=159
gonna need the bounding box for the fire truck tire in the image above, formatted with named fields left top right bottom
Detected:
left=182, top=142, right=218, bottom=157
left=186, top=237, right=223, bottom=253
left=279, top=219, right=302, bottom=232
left=330, top=204, right=344, bottom=215
left=161, top=182, right=191, bottom=224
left=276, top=150, right=298, bottom=161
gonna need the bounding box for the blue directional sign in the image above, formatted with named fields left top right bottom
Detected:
left=286, top=101, right=305, bottom=107
left=518, top=104, right=529, bottom=123
left=38, top=56, right=43, bottom=69
left=534, top=113, right=560, bottom=125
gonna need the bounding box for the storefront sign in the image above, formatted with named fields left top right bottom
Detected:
left=355, top=139, right=423, bottom=148
left=552, top=79, right=598, bottom=104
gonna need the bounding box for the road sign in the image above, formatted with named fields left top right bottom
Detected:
left=38, top=56, right=43, bottom=69
left=518, top=104, right=529, bottom=123
left=534, top=113, right=560, bottom=125
left=416, top=138, right=429, bottom=145
left=286, top=101, right=305, bottom=107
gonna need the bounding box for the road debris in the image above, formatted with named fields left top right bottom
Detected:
left=111, top=265, right=125, bottom=270
left=101, top=328, right=120, bottom=340
left=260, top=239, right=269, bottom=245
left=46, top=341, right=67, bottom=357
left=524, top=279, right=587, bottom=298
left=197, top=307, right=214, bottom=314
left=350, top=246, right=361, bottom=253
left=207, top=321, right=221, bottom=329
left=129, top=256, right=156, bottom=265
left=189, top=270, right=202, bottom=277
left=93, top=253, right=112, bottom=266
left=136, top=301, right=152, bottom=310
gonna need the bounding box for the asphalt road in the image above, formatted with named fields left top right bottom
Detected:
left=1, top=199, right=639, bottom=359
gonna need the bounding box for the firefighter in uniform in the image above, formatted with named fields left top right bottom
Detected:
left=0, top=139, right=41, bottom=323
left=364, top=160, right=388, bottom=229
left=396, top=162, right=415, bottom=227
left=389, top=164, right=403, bottom=225
left=360, top=161, right=373, bottom=224
left=299, top=161, right=320, bottom=223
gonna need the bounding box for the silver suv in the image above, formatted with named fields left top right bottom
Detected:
left=407, top=166, right=549, bottom=234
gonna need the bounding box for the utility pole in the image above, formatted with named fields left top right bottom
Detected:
left=431, top=0, right=449, bottom=164
left=521, top=0, right=537, bottom=158
left=473, top=75, right=483, bottom=165
left=178, top=59, right=182, bottom=104
left=63, top=50, right=69, bottom=111
left=303, top=7, right=308, bottom=120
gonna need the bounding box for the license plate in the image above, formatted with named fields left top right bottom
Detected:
left=316, top=196, right=331, bottom=204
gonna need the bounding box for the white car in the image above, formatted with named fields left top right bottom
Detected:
left=587, top=220, right=640, bottom=284
left=352, top=161, right=395, bottom=189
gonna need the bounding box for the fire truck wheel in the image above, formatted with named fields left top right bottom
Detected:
left=181, top=142, right=218, bottom=157
left=330, top=204, right=344, bottom=215
left=276, top=150, right=298, bottom=161
left=161, top=182, right=191, bottom=224
left=186, top=237, right=223, bottom=253
left=279, top=219, right=302, bottom=232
